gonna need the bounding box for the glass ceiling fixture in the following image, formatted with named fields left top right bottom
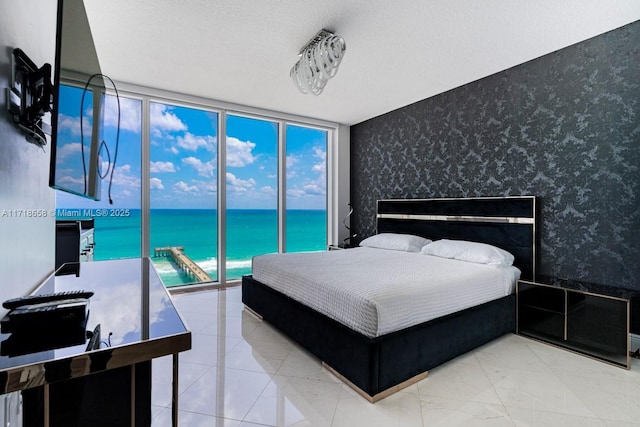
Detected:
left=290, top=29, right=346, bottom=96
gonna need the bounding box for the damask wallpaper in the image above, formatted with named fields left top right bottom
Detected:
left=350, top=21, right=639, bottom=290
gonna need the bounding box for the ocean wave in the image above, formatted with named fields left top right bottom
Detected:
left=192, top=258, right=253, bottom=273
left=151, top=259, right=182, bottom=274
left=196, top=258, right=218, bottom=273
left=152, top=257, right=252, bottom=275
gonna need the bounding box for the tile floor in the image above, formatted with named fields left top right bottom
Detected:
left=151, top=286, right=640, bottom=426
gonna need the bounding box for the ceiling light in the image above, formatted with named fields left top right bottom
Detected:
left=290, top=29, right=346, bottom=95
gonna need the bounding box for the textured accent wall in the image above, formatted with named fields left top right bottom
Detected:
left=351, top=21, right=640, bottom=290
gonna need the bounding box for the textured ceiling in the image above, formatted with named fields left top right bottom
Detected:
left=81, top=0, right=640, bottom=125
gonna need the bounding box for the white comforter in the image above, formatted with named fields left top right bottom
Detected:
left=251, top=247, right=520, bottom=338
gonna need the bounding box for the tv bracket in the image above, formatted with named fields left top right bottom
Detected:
left=6, top=48, right=53, bottom=147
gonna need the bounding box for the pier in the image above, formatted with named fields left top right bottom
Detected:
left=153, top=246, right=213, bottom=283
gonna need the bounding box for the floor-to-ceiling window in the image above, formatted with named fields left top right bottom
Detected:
left=225, top=114, right=278, bottom=280
left=55, top=84, right=335, bottom=289
left=55, top=84, right=142, bottom=260
left=285, top=124, right=327, bottom=253
left=149, top=102, right=218, bottom=287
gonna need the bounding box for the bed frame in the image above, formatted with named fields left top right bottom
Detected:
left=242, top=196, right=537, bottom=401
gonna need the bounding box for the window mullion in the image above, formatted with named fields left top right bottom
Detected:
left=278, top=122, right=286, bottom=253
left=218, top=111, right=227, bottom=285
left=141, top=97, right=151, bottom=258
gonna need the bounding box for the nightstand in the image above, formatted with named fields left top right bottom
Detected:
left=517, top=276, right=638, bottom=369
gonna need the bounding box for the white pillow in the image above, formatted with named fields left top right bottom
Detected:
left=420, top=239, right=515, bottom=266
left=359, top=233, right=432, bottom=253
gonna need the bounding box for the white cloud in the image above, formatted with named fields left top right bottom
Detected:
left=312, top=162, right=325, bottom=173
left=190, top=180, right=217, bottom=195
left=261, top=186, right=276, bottom=195
left=227, top=137, right=256, bottom=167
left=110, top=163, right=141, bottom=189
left=60, top=96, right=142, bottom=137
left=56, top=142, right=85, bottom=160
left=226, top=172, right=255, bottom=192
left=171, top=179, right=216, bottom=196
left=98, top=160, right=109, bottom=177
left=56, top=174, right=85, bottom=186
left=313, top=146, right=326, bottom=161
left=173, top=181, right=199, bottom=194
left=312, top=146, right=326, bottom=175
left=104, top=96, right=141, bottom=132
left=303, top=182, right=325, bottom=196
left=150, top=177, right=164, bottom=190
left=182, top=156, right=215, bottom=177
left=286, top=188, right=307, bottom=198
left=286, top=154, right=300, bottom=168
left=287, top=169, right=327, bottom=199
left=286, top=154, right=300, bottom=178
left=177, top=133, right=216, bottom=152
left=57, top=114, right=81, bottom=135
left=150, top=103, right=187, bottom=134
left=150, top=161, right=177, bottom=173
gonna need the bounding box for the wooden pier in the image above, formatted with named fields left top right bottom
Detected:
left=153, top=246, right=213, bottom=283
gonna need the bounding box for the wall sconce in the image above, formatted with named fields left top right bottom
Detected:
left=290, top=29, right=346, bottom=95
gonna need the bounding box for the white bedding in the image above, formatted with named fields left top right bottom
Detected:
left=251, top=247, right=520, bottom=338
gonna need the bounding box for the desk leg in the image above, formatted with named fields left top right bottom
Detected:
left=43, top=385, right=49, bottom=427
left=131, top=364, right=136, bottom=427
left=172, top=353, right=179, bottom=427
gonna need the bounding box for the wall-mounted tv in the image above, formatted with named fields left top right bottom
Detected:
left=49, top=0, right=106, bottom=201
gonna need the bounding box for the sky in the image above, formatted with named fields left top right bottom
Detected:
left=54, top=85, right=327, bottom=210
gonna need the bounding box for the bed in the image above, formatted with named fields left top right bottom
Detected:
left=242, top=196, right=537, bottom=402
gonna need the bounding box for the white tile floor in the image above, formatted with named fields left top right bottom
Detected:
left=151, top=286, right=640, bottom=426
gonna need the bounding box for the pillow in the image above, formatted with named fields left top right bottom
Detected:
left=420, top=239, right=515, bottom=266
left=359, top=233, right=432, bottom=253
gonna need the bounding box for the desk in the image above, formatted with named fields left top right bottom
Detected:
left=0, top=258, right=191, bottom=426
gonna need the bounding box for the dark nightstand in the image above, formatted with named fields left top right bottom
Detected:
left=517, top=276, right=638, bottom=369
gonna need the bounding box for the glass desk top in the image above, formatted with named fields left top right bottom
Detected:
left=0, top=258, right=191, bottom=393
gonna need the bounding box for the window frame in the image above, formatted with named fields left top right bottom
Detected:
left=99, top=80, right=340, bottom=287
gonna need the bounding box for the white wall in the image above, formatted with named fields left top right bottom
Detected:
left=0, top=0, right=58, bottom=307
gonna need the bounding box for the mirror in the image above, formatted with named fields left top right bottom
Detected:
left=49, top=0, right=106, bottom=200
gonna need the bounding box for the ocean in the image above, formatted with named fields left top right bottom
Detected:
left=60, top=209, right=326, bottom=287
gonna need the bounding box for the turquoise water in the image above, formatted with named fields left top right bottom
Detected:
left=58, top=209, right=326, bottom=287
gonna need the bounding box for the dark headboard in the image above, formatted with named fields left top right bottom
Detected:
left=376, top=196, right=537, bottom=281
